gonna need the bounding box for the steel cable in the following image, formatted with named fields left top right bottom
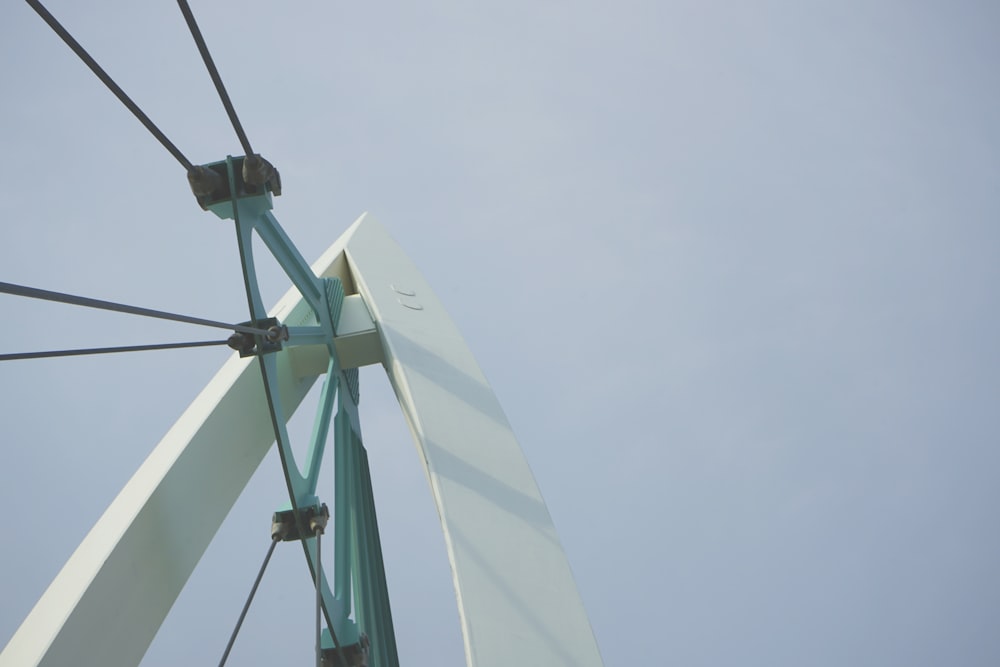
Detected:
left=0, top=281, right=273, bottom=337
left=177, top=0, right=255, bottom=157
left=0, top=339, right=227, bottom=362
left=218, top=535, right=280, bottom=667
left=25, top=0, right=195, bottom=171
left=315, top=527, right=323, bottom=667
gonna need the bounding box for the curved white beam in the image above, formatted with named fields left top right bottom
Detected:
left=343, top=214, right=604, bottom=667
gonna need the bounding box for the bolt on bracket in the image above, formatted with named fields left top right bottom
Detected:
left=227, top=317, right=288, bottom=357
left=271, top=502, right=329, bottom=542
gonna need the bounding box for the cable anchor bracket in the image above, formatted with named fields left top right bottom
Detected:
left=226, top=317, right=288, bottom=357
left=187, top=154, right=282, bottom=213
left=271, top=502, right=329, bottom=542
left=320, top=633, right=370, bottom=667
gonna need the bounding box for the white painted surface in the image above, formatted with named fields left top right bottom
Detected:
left=345, top=214, right=604, bottom=667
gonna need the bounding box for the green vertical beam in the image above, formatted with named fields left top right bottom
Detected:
left=334, top=402, right=354, bottom=613
left=359, top=445, right=398, bottom=666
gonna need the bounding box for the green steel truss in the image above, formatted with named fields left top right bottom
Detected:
left=206, top=155, right=397, bottom=665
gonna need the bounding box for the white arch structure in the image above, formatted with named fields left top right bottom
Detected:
left=0, top=212, right=604, bottom=666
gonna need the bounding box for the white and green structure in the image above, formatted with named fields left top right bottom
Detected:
left=0, top=156, right=604, bottom=666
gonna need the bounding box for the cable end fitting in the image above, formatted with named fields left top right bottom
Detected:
left=187, top=165, right=222, bottom=197
left=227, top=331, right=256, bottom=355
left=310, top=505, right=330, bottom=536
left=266, top=324, right=289, bottom=344
left=271, top=517, right=290, bottom=541
left=242, top=154, right=281, bottom=195
left=271, top=503, right=329, bottom=542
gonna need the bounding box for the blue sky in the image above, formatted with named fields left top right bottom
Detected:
left=1, top=1, right=999, bottom=665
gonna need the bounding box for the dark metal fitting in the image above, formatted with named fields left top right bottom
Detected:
left=270, top=517, right=290, bottom=541
left=242, top=154, right=274, bottom=186
left=271, top=503, right=329, bottom=542
left=266, top=324, right=289, bottom=343
left=227, top=318, right=285, bottom=357
left=187, top=165, right=222, bottom=197
left=310, top=508, right=329, bottom=535
left=320, top=635, right=369, bottom=667
left=226, top=331, right=255, bottom=354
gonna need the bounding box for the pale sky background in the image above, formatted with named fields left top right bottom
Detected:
left=1, top=1, right=999, bottom=665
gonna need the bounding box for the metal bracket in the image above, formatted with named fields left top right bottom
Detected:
left=271, top=503, right=329, bottom=543
left=320, top=633, right=370, bottom=667
left=226, top=317, right=288, bottom=357
left=188, top=154, right=281, bottom=212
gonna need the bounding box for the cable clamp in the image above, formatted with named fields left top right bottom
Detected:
left=271, top=503, right=329, bottom=542
left=190, top=155, right=281, bottom=212
left=227, top=317, right=288, bottom=357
